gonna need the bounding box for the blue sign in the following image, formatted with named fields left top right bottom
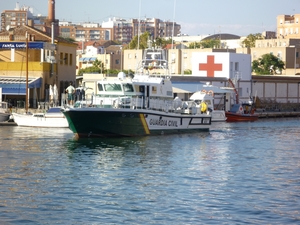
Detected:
left=0, top=42, right=44, bottom=49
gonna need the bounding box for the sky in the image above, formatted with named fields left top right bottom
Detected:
left=0, top=0, right=299, bottom=37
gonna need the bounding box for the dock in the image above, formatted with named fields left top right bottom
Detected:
left=0, top=121, right=17, bottom=126
left=255, top=111, right=300, bottom=118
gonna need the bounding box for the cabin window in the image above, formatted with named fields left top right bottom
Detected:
left=123, top=83, right=134, bottom=92
left=104, top=84, right=122, bottom=91
left=152, top=86, right=157, bottom=94
left=97, top=83, right=104, bottom=91
left=205, top=100, right=211, bottom=105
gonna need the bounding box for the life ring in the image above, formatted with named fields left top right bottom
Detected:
left=208, top=90, right=214, bottom=96
left=239, top=106, right=244, bottom=114
left=201, top=89, right=207, bottom=93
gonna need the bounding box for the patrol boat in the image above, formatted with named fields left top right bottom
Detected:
left=62, top=48, right=211, bottom=137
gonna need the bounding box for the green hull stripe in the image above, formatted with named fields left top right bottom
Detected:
left=139, top=114, right=150, bottom=135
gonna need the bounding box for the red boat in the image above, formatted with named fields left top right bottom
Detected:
left=225, top=104, right=258, bottom=122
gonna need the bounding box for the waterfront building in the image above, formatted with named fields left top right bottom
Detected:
left=76, top=40, right=122, bottom=75
left=0, top=25, right=77, bottom=108
left=0, top=1, right=77, bottom=108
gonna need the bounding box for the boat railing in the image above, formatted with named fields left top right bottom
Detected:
left=74, top=96, right=208, bottom=115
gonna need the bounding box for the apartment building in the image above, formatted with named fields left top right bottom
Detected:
left=277, top=14, right=300, bottom=38
left=0, top=3, right=47, bottom=32
left=131, top=18, right=181, bottom=39
left=59, top=21, right=113, bottom=42
left=59, top=17, right=181, bottom=44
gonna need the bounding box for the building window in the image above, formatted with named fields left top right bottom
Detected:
left=235, top=62, right=239, bottom=71
left=59, top=52, right=64, bottom=65
left=70, top=54, right=73, bottom=65
left=277, top=51, right=282, bottom=59
left=60, top=52, right=63, bottom=65
left=64, top=53, right=68, bottom=65
left=253, top=52, right=257, bottom=59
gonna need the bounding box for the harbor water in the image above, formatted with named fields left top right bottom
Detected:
left=0, top=118, right=300, bottom=224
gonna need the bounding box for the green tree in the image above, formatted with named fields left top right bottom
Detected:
left=188, top=39, right=221, bottom=49
left=189, top=42, right=201, bottom=49
left=77, top=59, right=105, bottom=75
left=126, top=32, right=150, bottom=49
left=252, top=53, right=285, bottom=75
left=242, top=33, right=263, bottom=48
left=153, top=37, right=172, bottom=48
left=59, top=37, right=76, bottom=42
left=126, top=32, right=173, bottom=49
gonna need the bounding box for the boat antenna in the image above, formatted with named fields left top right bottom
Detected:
left=137, top=0, right=141, bottom=50
left=25, top=31, right=29, bottom=113
left=135, top=0, right=142, bottom=74
left=171, top=0, right=176, bottom=49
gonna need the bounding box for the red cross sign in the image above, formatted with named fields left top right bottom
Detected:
left=199, top=55, right=223, bottom=77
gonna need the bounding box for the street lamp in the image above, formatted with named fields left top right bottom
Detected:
left=295, top=47, right=298, bottom=75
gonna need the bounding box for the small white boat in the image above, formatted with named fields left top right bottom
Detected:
left=189, top=90, right=227, bottom=122
left=12, top=107, right=69, bottom=128
left=0, top=102, right=12, bottom=122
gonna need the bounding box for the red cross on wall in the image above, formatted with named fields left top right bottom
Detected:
left=199, top=55, right=223, bottom=77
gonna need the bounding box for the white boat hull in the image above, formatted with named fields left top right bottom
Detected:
left=211, top=110, right=227, bottom=122
left=12, top=113, right=69, bottom=128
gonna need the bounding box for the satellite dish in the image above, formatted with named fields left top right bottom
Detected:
left=6, top=25, right=10, bottom=31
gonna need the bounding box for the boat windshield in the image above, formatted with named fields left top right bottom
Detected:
left=122, top=83, right=134, bottom=92
left=104, top=84, right=122, bottom=92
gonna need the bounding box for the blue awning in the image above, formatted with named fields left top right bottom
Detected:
left=0, top=42, right=44, bottom=49
left=0, top=77, right=42, bottom=95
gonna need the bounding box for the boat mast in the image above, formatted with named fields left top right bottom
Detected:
left=25, top=31, right=29, bottom=113
left=171, top=0, right=176, bottom=49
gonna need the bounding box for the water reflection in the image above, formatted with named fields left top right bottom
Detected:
left=1, top=119, right=300, bottom=224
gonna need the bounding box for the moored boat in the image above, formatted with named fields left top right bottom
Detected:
left=12, top=107, right=69, bottom=128
left=0, top=102, right=11, bottom=122
left=63, top=47, right=212, bottom=137
left=225, top=103, right=258, bottom=122
left=189, top=90, right=226, bottom=122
